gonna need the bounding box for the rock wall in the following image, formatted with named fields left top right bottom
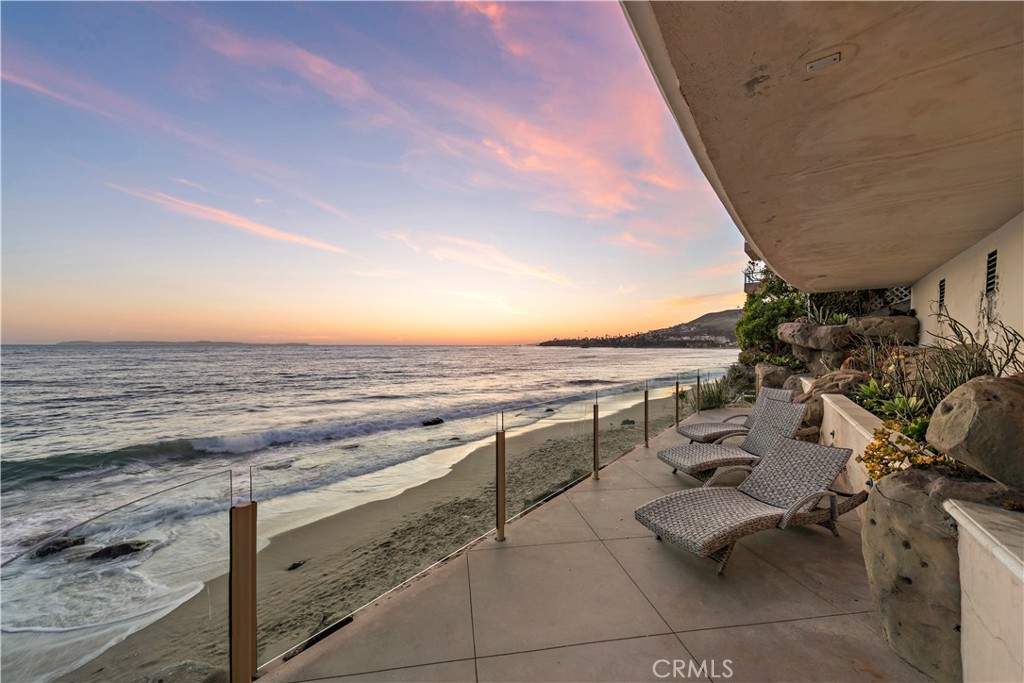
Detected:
left=792, top=370, right=869, bottom=435
left=863, top=469, right=1013, bottom=681
left=777, top=316, right=920, bottom=375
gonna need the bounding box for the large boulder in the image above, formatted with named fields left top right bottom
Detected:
left=777, top=321, right=817, bottom=348
left=755, top=362, right=793, bottom=390
left=778, top=321, right=853, bottom=351
left=848, top=315, right=920, bottom=344
left=928, top=374, right=1024, bottom=490
left=863, top=469, right=1013, bottom=681
left=811, top=324, right=853, bottom=351
left=792, top=370, right=868, bottom=427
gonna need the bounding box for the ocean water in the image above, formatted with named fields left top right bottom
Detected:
left=0, top=343, right=736, bottom=680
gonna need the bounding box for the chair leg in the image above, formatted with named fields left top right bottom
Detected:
left=709, top=544, right=735, bottom=575
left=817, top=519, right=840, bottom=537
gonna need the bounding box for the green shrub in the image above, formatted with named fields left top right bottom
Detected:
left=687, top=376, right=734, bottom=411
left=735, top=268, right=806, bottom=364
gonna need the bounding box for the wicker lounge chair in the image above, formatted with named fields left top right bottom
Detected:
left=658, top=399, right=807, bottom=481
left=676, top=386, right=794, bottom=443
left=635, top=437, right=865, bottom=574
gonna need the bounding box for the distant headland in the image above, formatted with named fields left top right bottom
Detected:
left=538, top=309, right=741, bottom=349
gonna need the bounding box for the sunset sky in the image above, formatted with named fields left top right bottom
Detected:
left=1, top=2, right=745, bottom=345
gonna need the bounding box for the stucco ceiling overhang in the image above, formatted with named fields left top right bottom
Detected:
left=623, top=1, right=1023, bottom=292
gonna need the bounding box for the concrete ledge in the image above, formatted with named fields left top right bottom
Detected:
left=942, top=499, right=1024, bottom=682
left=820, top=394, right=882, bottom=520
left=943, top=499, right=1024, bottom=582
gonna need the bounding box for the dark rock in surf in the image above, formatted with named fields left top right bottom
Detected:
left=422, top=417, right=444, bottom=427
left=32, top=536, right=86, bottom=559
left=88, top=540, right=150, bottom=560
left=621, top=419, right=636, bottom=426
left=287, top=559, right=307, bottom=571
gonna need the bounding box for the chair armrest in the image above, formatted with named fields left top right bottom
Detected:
left=722, top=414, right=750, bottom=423
left=702, top=465, right=753, bottom=488
left=712, top=430, right=750, bottom=444
left=779, top=491, right=837, bottom=528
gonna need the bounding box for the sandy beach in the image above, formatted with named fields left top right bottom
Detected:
left=61, top=394, right=683, bottom=682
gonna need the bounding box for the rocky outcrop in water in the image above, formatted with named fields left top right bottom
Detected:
left=88, top=540, right=150, bottom=560
left=32, top=536, right=86, bottom=559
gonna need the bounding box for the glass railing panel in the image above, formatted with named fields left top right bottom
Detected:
left=597, top=381, right=647, bottom=466
left=502, top=395, right=592, bottom=521
left=250, top=412, right=498, bottom=667
left=1, top=471, right=233, bottom=683
left=646, top=377, right=680, bottom=438
left=687, top=366, right=733, bottom=413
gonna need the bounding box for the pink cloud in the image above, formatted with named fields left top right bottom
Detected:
left=2, top=44, right=354, bottom=224
left=179, top=7, right=708, bottom=223
left=385, top=232, right=570, bottom=286
left=699, top=258, right=750, bottom=277
left=454, top=2, right=528, bottom=56
left=107, top=183, right=349, bottom=255
left=664, top=291, right=744, bottom=308
left=602, top=231, right=665, bottom=254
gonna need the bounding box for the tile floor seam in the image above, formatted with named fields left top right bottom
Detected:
left=738, top=537, right=862, bottom=613
left=564, top=485, right=678, bottom=637
left=672, top=610, right=866, bottom=635
left=472, top=631, right=679, bottom=662
left=280, top=656, right=479, bottom=683
left=621, top=451, right=668, bottom=489
left=464, top=552, right=480, bottom=683
left=470, top=537, right=599, bottom=552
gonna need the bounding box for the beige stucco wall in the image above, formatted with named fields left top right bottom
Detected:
left=943, top=500, right=1024, bottom=683
left=912, top=212, right=1024, bottom=344
left=820, top=394, right=881, bottom=522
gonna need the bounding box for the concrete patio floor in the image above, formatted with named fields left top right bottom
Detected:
left=259, top=408, right=928, bottom=683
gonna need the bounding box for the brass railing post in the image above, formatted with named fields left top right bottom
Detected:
left=230, top=502, right=257, bottom=683
left=592, top=402, right=600, bottom=480
left=675, top=380, right=680, bottom=425
left=644, top=384, right=649, bottom=448
left=496, top=429, right=506, bottom=542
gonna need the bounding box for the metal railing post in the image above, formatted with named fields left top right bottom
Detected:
left=230, top=502, right=257, bottom=683
left=675, top=380, right=680, bottom=425
left=696, top=373, right=702, bottom=414
left=496, top=429, right=506, bottom=542
left=592, top=402, right=600, bottom=480
left=644, top=383, right=649, bottom=448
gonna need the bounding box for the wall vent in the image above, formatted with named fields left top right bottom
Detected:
left=938, top=279, right=946, bottom=307
left=986, top=250, right=998, bottom=294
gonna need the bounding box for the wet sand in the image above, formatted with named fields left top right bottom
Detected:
left=62, top=395, right=682, bottom=682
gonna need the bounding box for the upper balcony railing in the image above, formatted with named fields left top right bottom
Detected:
left=0, top=367, right=731, bottom=683
left=743, top=262, right=766, bottom=293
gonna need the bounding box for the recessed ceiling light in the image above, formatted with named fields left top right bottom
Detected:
left=806, top=52, right=841, bottom=73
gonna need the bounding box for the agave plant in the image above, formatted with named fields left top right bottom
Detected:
left=880, top=394, right=927, bottom=422
left=828, top=312, right=850, bottom=325
left=854, top=378, right=892, bottom=412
